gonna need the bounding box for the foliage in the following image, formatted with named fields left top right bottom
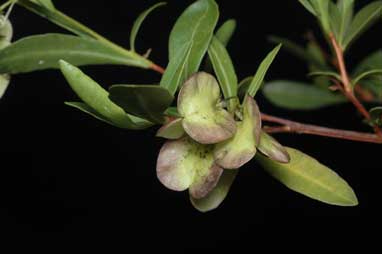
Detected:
left=2, top=0, right=379, bottom=212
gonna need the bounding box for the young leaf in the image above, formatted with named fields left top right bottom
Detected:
left=0, top=34, right=151, bottom=74
left=343, top=1, right=382, bottom=50
left=130, top=2, right=166, bottom=52
left=207, top=36, right=238, bottom=111
left=190, top=170, right=237, bottom=212
left=59, top=60, right=152, bottom=130
left=247, top=44, right=281, bottom=97
left=257, top=147, right=358, bottom=207
left=109, top=84, right=173, bottom=124
left=161, top=0, right=219, bottom=95
left=263, top=80, right=346, bottom=110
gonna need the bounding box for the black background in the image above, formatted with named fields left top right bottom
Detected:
left=0, top=0, right=379, bottom=249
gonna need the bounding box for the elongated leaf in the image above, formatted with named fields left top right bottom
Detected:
left=204, top=19, right=236, bottom=72
left=130, top=2, right=166, bottom=52
left=352, top=69, right=382, bottom=87
left=329, top=1, right=342, bottom=41
left=298, top=0, right=317, bottom=16
left=215, top=19, right=236, bottom=47
left=247, top=44, right=281, bottom=97
left=343, top=1, right=382, bottom=50
left=109, top=85, right=173, bottom=124
left=308, top=71, right=341, bottom=80
left=60, top=60, right=152, bottom=130
left=208, top=36, right=238, bottom=111
left=311, top=0, right=331, bottom=35
left=0, top=34, right=150, bottom=74
left=161, top=0, right=219, bottom=95
left=65, top=102, right=115, bottom=126
left=257, top=147, right=358, bottom=206
left=258, top=132, right=290, bottom=164
left=337, top=0, right=354, bottom=46
left=17, top=0, right=98, bottom=38
left=190, top=170, right=237, bottom=212
left=36, top=0, right=55, bottom=10
left=263, top=80, right=346, bottom=110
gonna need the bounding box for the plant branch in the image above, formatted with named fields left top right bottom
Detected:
left=329, top=33, right=382, bottom=137
left=261, top=113, right=382, bottom=144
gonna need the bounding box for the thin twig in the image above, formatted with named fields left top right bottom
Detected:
left=329, top=33, right=382, bottom=137
left=261, top=113, right=382, bottom=144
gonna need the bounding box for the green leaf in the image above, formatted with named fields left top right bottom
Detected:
left=257, top=147, right=358, bottom=207
left=0, top=34, right=150, bottom=74
left=369, top=107, right=382, bottom=126
left=65, top=102, right=115, bottom=126
left=130, top=2, right=166, bottom=52
left=190, top=170, right=237, bottom=212
left=247, top=44, right=281, bottom=97
left=298, top=0, right=317, bottom=16
left=204, top=19, right=236, bottom=72
left=207, top=36, right=238, bottom=111
left=263, top=80, right=346, bottom=110
left=308, top=71, right=341, bottom=81
left=352, top=69, right=382, bottom=87
left=343, top=1, right=382, bottom=50
left=161, top=0, right=219, bottom=95
left=329, top=1, right=342, bottom=41
left=337, top=0, right=354, bottom=46
left=311, top=0, right=331, bottom=35
left=59, top=60, right=152, bottom=130
left=215, top=19, right=236, bottom=47
left=17, top=0, right=98, bottom=38
left=35, top=0, right=55, bottom=10
left=109, top=84, right=173, bottom=124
